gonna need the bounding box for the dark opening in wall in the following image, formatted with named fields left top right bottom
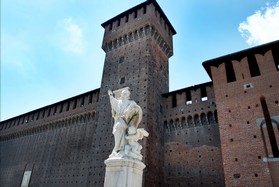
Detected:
left=125, top=15, right=129, bottom=23
left=73, top=99, right=77, bottom=109
left=260, top=95, right=279, bottom=157
left=186, top=90, right=192, bottom=105
left=120, top=77, right=125, bottom=84
left=225, top=61, right=236, bottom=83
left=53, top=106, right=57, bottom=115
left=109, top=23, right=112, bottom=31
left=66, top=102, right=70, bottom=111
left=172, top=94, right=177, bottom=108
left=143, top=6, right=147, bottom=14
left=89, top=93, right=93, bottom=104
left=248, top=55, right=261, bottom=77
left=134, top=11, right=137, bottom=18
left=60, top=104, right=63, bottom=113
left=234, top=174, right=240, bottom=179
left=272, top=48, right=279, bottom=71
left=200, top=86, right=208, bottom=101
left=81, top=97, right=84, bottom=106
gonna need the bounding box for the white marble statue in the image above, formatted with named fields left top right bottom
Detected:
left=125, top=126, right=149, bottom=160
left=108, top=87, right=148, bottom=160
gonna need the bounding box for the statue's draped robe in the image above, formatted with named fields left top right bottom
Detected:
left=109, top=97, right=142, bottom=153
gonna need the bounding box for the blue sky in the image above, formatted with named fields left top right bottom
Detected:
left=1, top=0, right=279, bottom=121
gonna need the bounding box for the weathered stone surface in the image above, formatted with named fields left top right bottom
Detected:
left=104, top=157, right=145, bottom=187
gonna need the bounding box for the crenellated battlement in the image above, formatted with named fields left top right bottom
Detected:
left=101, top=1, right=175, bottom=58
left=0, top=89, right=100, bottom=136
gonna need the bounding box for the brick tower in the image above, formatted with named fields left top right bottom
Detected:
left=203, top=41, right=279, bottom=186
left=92, top=1, right=176, bottom=186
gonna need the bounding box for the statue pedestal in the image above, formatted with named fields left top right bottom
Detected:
left=104, top=157, right=146, bottom=187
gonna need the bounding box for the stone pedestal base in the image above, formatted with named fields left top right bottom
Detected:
left=104, top=157, right=146, bottom=187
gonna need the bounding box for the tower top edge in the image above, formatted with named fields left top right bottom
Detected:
left=101, top=0, right=176, bottom=35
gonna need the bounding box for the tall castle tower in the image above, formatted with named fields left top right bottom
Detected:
left=93, top=0, right=176, bottom=186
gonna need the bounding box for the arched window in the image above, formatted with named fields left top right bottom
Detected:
left=181, top=117, right=186, bottom=129
left=194, top=114, right=200, bottom=126
left=164, top=120, right=169, bottom=134
left=207, top=112, right=214, bottom=124
left=169, top=120, right=174, bottom=133
left=175, top=118, right=180, bottom=130
left=187, top=116, right=193, bottom=128
left=200, top=113, right=207, bottom=126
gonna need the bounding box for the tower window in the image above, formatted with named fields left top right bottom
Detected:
left=125, top=15, right=129, bottom=23
left=120, top=77, right=125, bottom=84
left=200, top=86, right=207, bottom=101
left=186, top=90, right=192, bottom=105
left=143, top=6, right=146, bottom=14
left=134, top=11, right=137, bottom=18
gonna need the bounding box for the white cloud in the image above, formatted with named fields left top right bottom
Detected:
left=238, top=2, right=279, bottom=46
left=63, top=17, right=85, bottom=54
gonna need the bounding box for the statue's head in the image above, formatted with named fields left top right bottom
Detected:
left=120, top=89, right=130, bottom=100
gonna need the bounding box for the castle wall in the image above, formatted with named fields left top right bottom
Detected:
left=0, top=89, right=99, bottom=187
left=162, top=83, right=225, bottom=186
left=204, top=41, right=279, bottom=186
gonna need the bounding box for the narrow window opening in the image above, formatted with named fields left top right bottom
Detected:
left=200, top=86, right=208, bottom=101
left=172, top=94, right=177, bottom=108
left=60, top=104, right=63, bottom=113
left=47, top=108, right=51, bottom=117
left=225, top=61, right=236, bottom=83
left=117, top=19, right=120, bottom=27
left=186, top=90, right=192, bottom=105
left=53, top=106, right=57, bottom=115
left=134, top=11, right=137, bottom=18
left=108, top=23, right=112, bottom=31
left=125, top=15, right=129, bottom=23
left=143, top=6, right=147, bottom=14
left=81, top=97, right=84, bottom=106
left=89, top=93, right=93, bottom=104
left=73, top=99, right=77, bottom=109
left=234, top=174, right=240, bottom=179
left=260, top=96, right=279, bottom=157
left=272, top=48, right=279, bottom=71
left=66, top=102, right=70, bottom=111
left=36, top=112, right=40, bottom=120
left=248, top=55, right=261, bottom=77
